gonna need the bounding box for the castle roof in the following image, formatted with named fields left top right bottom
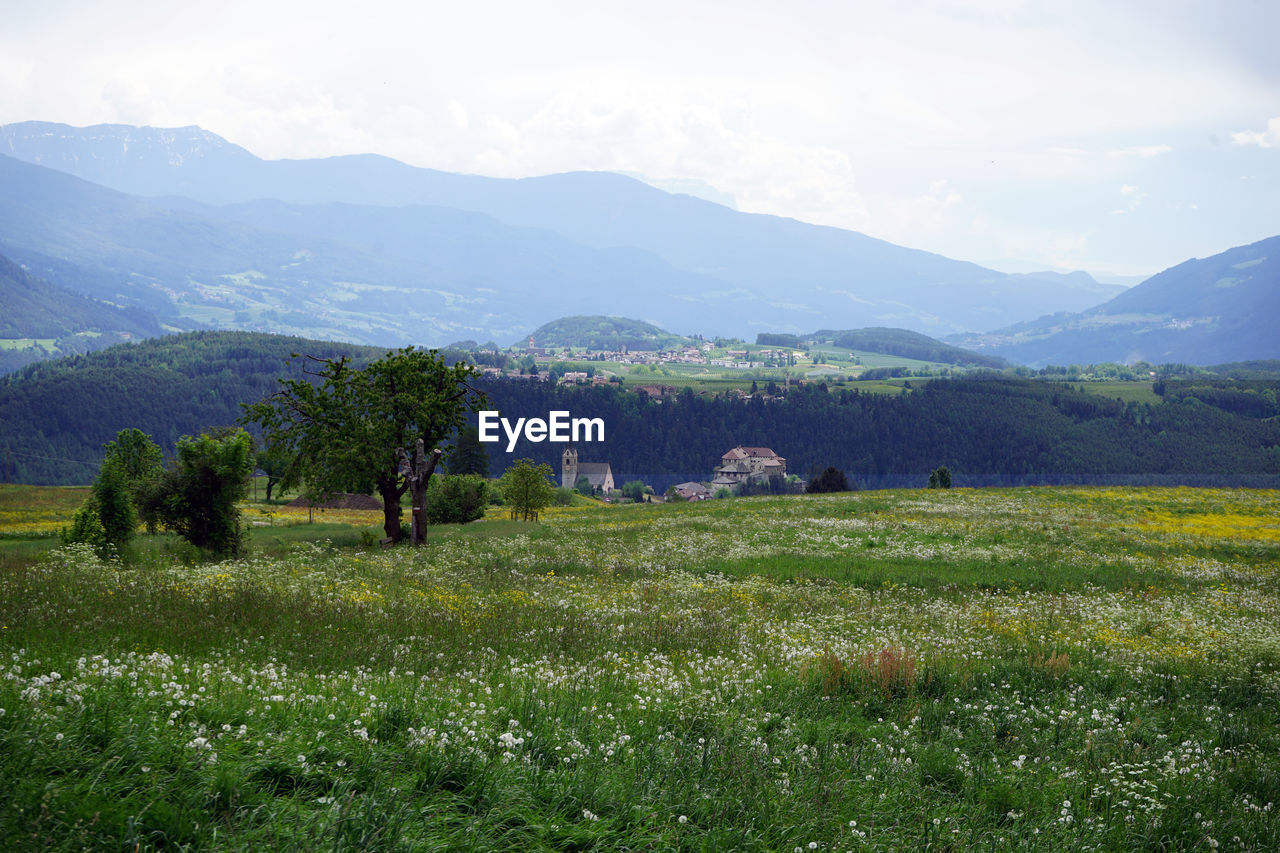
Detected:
left=722, top=445, right=783, bottom=460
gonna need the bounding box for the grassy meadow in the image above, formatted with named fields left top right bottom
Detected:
left=1, top=486, right=1278, bottom=850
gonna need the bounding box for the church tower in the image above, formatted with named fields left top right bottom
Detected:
left=561, top=446, right=578, bottom=488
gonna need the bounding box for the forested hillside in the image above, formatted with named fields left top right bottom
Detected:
left=480, top=377, right=1280, bottom=490
left=523, top=315, right=694, bottom=350
left=809, top=327, right=1007, bottom=368
left=0, top=332, right=385, bottom=483
left=3, top=332, right=1277, bottom=487
left=0, top=253, right=164, bottom=374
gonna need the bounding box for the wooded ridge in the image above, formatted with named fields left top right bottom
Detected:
left=2, top=332, right=1276, bottom=488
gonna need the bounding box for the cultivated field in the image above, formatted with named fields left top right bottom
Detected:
left=2, top=487, right=1278, bottom=850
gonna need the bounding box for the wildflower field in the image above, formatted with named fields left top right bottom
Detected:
left=1, top=487, right=1278, bottom=851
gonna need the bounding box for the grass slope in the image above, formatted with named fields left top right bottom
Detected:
left=2, top=486, right=1278, bottom=850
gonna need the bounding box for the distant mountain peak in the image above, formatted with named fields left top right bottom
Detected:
left=3, top=120, right=249, bottom=153
left=0, top=120, right=1177, bottom=346
left=0, top=121, right=257, bottom=183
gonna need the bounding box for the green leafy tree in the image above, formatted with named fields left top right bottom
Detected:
left=621, top=480, right=647, bottom=502
left=575, top=475, right=594, bottom=497
left=927, top=466, right=952, bottom=489
left=500, top=459, right=554, bottom=521
left=102, top=428, right=164, bottom=486
left=147, top=428, right=255, bottom=557
left=92, top=456, right=137, bottom=550
left=243, top=348, right=483, bottom=544
left=102, top=428, right=163, bottom=532
left=64, top=442, right=146, bottom=555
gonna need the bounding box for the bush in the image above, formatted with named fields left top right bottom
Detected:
left=62, top=499, right=106, bottom=551
left=62, top=449, right=143, bottom=556
left=146, top=428, right=254, bottom=557
left=927, top=466, right=952, bottom=489
left=807, top=466, right=850, bottom=493
left=102, top=428, right=163, bottom=532
left=620, top=480, right=647, bottom=502
left=423, top=475, right=489, bottom=525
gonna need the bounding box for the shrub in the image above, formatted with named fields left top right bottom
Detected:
left=62, top=499, right=106, bottom=550
left=807, top=466, right=850, bottom=493
left=423, top=475, right=489, bottom=525
left=146, top=428, right=254, bottom=557
left=102, top=428, right=163, bottom=532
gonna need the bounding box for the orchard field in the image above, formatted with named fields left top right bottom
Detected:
left=1, top=486, right=1278, bottom=851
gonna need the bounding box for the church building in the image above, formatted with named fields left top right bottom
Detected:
left=562, top=446, right=615, bottom=495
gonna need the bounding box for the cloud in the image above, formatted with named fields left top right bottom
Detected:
left=430, top=81, right=869, bottom=231
left=3, top=0, right=1278, bottom=278
left=1112, top=184, right=1147, bottom=215
left=1232, top=117, right=1280, bottom=148
left=1106, top=145, right=1173, bottom=158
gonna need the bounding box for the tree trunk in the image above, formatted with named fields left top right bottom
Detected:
left=379, top=479, right=402, bottom=543
left=400, top=439, right=443, bottom=546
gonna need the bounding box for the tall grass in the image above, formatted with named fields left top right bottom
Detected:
left=1, top=486, right=1278, bottom=850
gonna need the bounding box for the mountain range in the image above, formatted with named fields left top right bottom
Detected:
left=2, top=120, right=1275, bottom=367
left=950, top=236, right=1280, bottom=366
left=1, top=121, right=1127, bottom=347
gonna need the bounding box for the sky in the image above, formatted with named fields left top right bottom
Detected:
left=2, top=0, right=1279, bottom=281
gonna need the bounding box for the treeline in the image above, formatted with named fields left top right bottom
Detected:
left=810, top=327, right=1008, bottom=369
left=755, top=333, right=803, bottom=348
left=1159, top=379, right=1280, bottom=419
left=476, top=375, right=1280, bottom=490
left=3, top=332, right=1279, bottom=488
left=754, top=328, right=1006, bottom=369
